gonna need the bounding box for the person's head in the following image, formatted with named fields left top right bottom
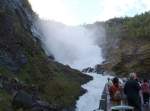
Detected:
left=129, top=72, right=137, bottom=80
left=107, top=77, right=110, bottom=81
left=112, top=77, right=119, bottom=86
left=144, top=79, right=148, bottom=83
left=122, top=78, right=127, bottom=83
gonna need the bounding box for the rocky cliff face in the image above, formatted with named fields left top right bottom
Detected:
left=96, top=14, right=150, bottom=78
left=0, top=0, right=34, bottom=72
left=111, top=38, right=150, bottom=77
left=0, top=0, right=91, bottom=111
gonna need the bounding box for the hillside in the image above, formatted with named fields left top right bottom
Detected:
left=0, top=0, right=91, bottom=111
left=99, top=12, right=150, bottom=78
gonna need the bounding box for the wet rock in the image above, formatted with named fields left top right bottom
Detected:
left=95, top=64, right=105, bottom=74
left=12, top=90, right=59, bottom=111
left=82, top=67, right=95, bottom=73
left=12, top=90, right=35, bottom=110
left=82, top=65, right=106, bottom=74
left=48, top=55, right=55, bottom=60
left=32, top=100, right=58, bottom=111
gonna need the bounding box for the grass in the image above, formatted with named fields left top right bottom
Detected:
left=43, top=73, right=82, bottom=107
left=0, top=89, right=12, bottom=111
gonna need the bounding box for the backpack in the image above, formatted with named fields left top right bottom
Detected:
left=109, top=85, right=122, bottom=101
left=114, top=90, right=122, bottom=101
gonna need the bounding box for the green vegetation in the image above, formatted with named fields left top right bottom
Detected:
left=102, top=11, right=150, bottom=77
left=123, top=12, right=150, bottom=39
left=0, top=90, right=12, bottom=111
left=105, top=11, right=150, bottom=39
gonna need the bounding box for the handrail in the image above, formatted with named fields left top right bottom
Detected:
left=98, top=84, right=108, bottom=111
left=97, top=83, right=134, bottom=111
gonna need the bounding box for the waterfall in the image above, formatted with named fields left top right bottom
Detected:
left=33, top=19, right=104, bottom=70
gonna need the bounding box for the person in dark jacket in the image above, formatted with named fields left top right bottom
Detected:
left=124, top=73, right=141, bottom=111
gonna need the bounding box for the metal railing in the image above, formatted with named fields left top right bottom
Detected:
left=97, top=84, right=134, bottom=111
left=98, top=84, right=108, bottom=111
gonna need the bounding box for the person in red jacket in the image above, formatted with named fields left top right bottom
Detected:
left=141, top=79, right=150, bottom=105
left=109, top=77, right=122, bottom=105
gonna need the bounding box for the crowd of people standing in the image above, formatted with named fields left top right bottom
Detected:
left=107, top=72, right=150, bottom=111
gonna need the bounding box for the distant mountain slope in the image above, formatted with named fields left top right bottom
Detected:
left=93, top=12, right=150, bottom=77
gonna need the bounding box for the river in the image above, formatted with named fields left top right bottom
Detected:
left=76, top=73, right=110, bottom=111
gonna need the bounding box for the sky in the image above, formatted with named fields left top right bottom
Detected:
left=29, top=0, right=150, bottom=25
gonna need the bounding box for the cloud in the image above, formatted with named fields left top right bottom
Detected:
left=29, top=0, right=150, bottom=25
left=97, top=0, right=150, bottom=21
left=29, top=0, right=76, bottom=25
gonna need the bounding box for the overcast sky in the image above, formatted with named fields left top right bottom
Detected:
left=29, top=0, right=150, bottom=25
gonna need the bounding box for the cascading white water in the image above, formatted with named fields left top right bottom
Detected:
left=34, top=19, right=104, bottom=70
left=76, top=73, right=110, bottom=111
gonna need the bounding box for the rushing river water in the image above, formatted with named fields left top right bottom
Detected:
left=75, top=73, right=110, bottom=111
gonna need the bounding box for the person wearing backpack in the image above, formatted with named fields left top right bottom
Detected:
left=109, top=77, right=122, bottom=105
left=141, top=79, right=150, bottom=105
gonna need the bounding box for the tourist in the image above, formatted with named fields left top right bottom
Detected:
left=124, top=73, right=141, bottom=111
left=107, top=77, right=112, bottom=88
left=141, top=79, right=150, bottom=105
left=109, top=77, right=122, bottom=105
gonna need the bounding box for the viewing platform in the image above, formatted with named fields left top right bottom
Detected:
left=95, top=84, right=150, bottom=111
